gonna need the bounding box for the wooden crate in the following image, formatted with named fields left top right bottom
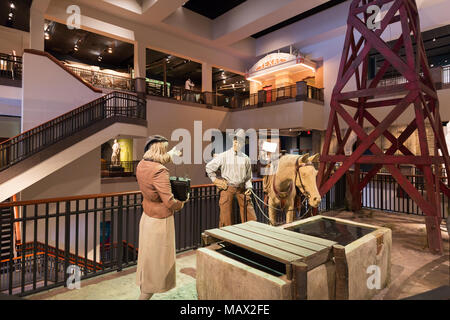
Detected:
left=203, top=221, right=337, bottom=299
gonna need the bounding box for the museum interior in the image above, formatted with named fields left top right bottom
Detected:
left=0, top=0, right=449, bottom=301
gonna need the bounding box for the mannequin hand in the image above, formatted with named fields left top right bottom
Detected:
left=245, top=189, right=252, bottom=196
left=168, top=147, right=182, bottom=158
left=214, top=178, right=228, bottom=191
left=184, top=193, right=190, bottom=203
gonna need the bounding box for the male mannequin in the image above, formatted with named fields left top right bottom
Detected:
left=185, top=78, right=195, bottom=102
left=206, top=129, right=257, bottom=227
left=185, top=78, right=194, bottom=90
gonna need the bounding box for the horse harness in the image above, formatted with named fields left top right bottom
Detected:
left=271, top=156, right=314, bottom=209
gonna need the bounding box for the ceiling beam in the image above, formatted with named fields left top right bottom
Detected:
left=141, top=0, right=186, bottom=23
left=32, top=0, right=52, bottom=13
left=212, top=0, right=327, bottom=46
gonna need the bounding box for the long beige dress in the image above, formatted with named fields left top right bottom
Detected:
left=136, top=213, right=176, bottom=293
left=135, top=159, right=183, bottom=294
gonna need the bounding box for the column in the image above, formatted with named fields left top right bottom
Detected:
left=201, top=62, right=212, bottom=92
left=29, top=7, right=45, bottom=50
left=202, top=62, right=213, bottom=106
left=133, top=40, right=147, bottom=97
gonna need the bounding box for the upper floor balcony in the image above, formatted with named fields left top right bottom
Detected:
left=0, top=53, right=22, bottom=87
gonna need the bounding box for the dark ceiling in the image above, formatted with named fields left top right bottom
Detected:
left=183, top=0, right=247, bottom=20
left=146, top=49, right=202, bottom=88
left=252, top=0, right=348, bottom=39
left=146, top=49, right=246, bottom=90
left=0, top=0, right=32, bottom=32
left=44, top=21, right=134, bottom=71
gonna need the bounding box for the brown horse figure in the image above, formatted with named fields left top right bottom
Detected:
left=264, top=153, right=321, bottom=225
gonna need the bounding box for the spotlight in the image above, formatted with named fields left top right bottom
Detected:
left=9, top=12, right=13, bottom=17
left=44, top=32, right=50, bottom=40
left=98, top=56, right=103, bottom=62
left=10, top=3, right=15, bottom=9
left=433, top=38, right=436, bottom=42
left=108, top=47, right=113, bottom=54
left=74, top=44, right=79, bottom=51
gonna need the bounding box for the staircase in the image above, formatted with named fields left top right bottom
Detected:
left=0, top=203, right=12, bottom=261
left=0, top=91, right=147, bottom=202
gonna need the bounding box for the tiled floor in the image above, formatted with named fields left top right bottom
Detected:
left=27, top=210, right=449, bottom=300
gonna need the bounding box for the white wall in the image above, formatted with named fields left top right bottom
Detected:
left=134, top=98, right=230, bottom=185
left=21, top=148, right=101, bottom=200
left=21, top=52, right=102, bottom=131
left=229, top=100, right=325, bottom=131
left=101, top=178, right=139, bottom=193
left=0, top=85, right=22, bottom=117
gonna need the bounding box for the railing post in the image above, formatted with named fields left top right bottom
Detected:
left=257, top=90, right=265, bottom=108
left=117, top=195, right=123, bottom=272
left=64, top=201, right=70, bottom=287
left=296, top=81, right=308, bottom=101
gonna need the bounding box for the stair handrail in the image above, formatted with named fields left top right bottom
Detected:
left=0, top=91, right=146, bottom=172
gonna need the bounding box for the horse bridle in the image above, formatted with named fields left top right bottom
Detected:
left=294, top=156, right=315, bottom=199
left=272, top=156, right=314, bottom=202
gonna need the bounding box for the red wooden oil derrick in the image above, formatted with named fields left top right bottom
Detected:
left=317, top=0, right=450, bottom=254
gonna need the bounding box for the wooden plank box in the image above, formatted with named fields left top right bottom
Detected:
left=197, top=216, right=391, bottom=300
left=197, top=220, right=337, bottom=300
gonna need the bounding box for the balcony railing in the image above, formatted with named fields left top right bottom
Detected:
left=0, top=177, right=345, bottom=296
left=0, top=92, right=146, bottom=172
left=375, top=67, right=450, bottom=87
left=0, top=53, right=22, bottom=81
left=147, top=82, right=324, bottom=109
left=101, top=161, right=140, bottom=178
left=64, top=65, right=134, bottom=92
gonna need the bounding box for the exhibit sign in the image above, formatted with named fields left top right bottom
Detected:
left=246, top=52, right=316, bottom=81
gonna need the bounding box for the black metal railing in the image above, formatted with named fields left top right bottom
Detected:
left=0, top=91, right=146, bottom=172
left=64, top=65, right=134, bottom=92
left=146, top=82, right=204, bottom=104
left=101, top=161, right=140, bottom=178
left=361, top=172, right=449, bottom=219
left=0, top=53, right=22, bottom=81
left=0, top=177, right=344, bottom=296
left=147, top=82, right=324, bottom=108
left=375, top=67, right=450, bottom=87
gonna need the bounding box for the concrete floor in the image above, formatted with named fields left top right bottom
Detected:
left=27, top=210, right=449, bottom=300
